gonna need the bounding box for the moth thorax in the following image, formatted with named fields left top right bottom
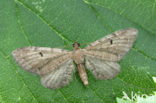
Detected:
left=72, top=49, right=84, bottom=64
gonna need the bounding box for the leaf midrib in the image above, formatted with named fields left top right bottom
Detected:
left=15, top=0, right=156, bottom=93
left=15, top=0, right=156, bottom=62
left=5, top=0, right=156, bottom=92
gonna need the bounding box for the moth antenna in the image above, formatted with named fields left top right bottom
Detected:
left=54, top=45, right=67, bottom=49
left=79, top=41, right=92, bottom=47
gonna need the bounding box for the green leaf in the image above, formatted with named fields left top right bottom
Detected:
left=0, top=0, right=156, bottom=103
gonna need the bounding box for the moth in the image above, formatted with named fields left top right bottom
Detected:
left=12, top=28, right=138, bottom=89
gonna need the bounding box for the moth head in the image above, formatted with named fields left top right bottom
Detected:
left=73, top=41, right=80, bottom=49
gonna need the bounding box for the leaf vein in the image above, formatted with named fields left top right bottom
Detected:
left=0, top=52, right=39, bottom=103
left=117, top=77, right=156, bottom=91
left=83, top=0, right=156, bottom=36
left=88, top=86, right=106, bottom=103
left=15, top=2, right=32, bottom=46
left=58, top=90, right=70, bottom=103
left=16, top=0, right=73, bottom=43
left=82, top=0, right=156, bottom=62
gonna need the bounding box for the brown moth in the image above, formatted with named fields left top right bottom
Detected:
left=12, top=28, right=138, bottom=89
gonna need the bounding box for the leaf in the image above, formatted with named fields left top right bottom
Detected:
left=0, top=0, right=156, bottom=103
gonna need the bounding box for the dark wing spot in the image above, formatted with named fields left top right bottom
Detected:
left=39, top=52, right=43, bottom=57
left=38, top=67, right=42, bottom=70
left=110, top=39, right=113, bottom=44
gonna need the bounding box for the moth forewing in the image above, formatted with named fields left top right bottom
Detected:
left=12, top=47, right=73, bottom=75
left=84, top=28, right=138, bottom=62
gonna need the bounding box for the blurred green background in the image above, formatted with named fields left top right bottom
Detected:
left=0, top=0, right=156, bottom=103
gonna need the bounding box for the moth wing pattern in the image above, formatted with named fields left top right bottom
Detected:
left=84, top=28, right=138, bottom=62
left=12, top=28, right=138, bottom=88
left=12, top=47, right=73, bottom=76
left=83, top=28, right=138, bottom=79
left=85, top=56, right=120, bottom=79
left=41, top=59, right=75, bottom=89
